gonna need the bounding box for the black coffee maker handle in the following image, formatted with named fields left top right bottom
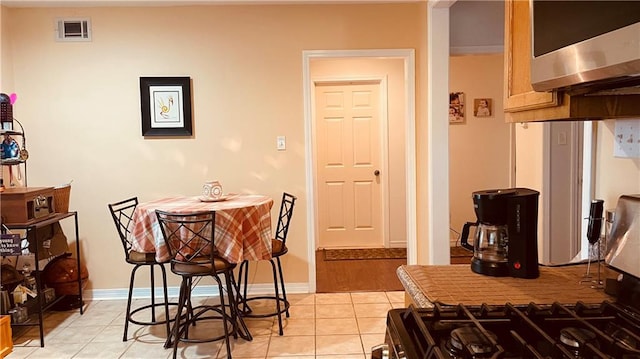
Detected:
left=460, top=221, right=478, bottom=251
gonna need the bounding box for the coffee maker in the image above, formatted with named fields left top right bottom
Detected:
left=460, top=188, right=540, bottom=279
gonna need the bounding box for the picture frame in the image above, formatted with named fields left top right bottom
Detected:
left=473, top=98, right=492, bottom=117
left=140, top=76, right=192, bottom=136
left=449, top=92, right=465, bottom=124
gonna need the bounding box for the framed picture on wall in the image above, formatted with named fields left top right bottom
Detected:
left=473, top=98, right=492, bottom=117
left=449, top=92, right=465, bottom=124
left=140, top=76, right=193, bottom=136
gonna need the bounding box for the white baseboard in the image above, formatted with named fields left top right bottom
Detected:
left=84, top=282, right=311, bottom=301
left=388, top=241, right=407, bottom=248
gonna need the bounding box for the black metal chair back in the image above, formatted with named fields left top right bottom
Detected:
left=155, top=210, right=227, bottom=272
left=274, top=192, right=296, bottom=249
left=108, top=197, right=139, bottom=259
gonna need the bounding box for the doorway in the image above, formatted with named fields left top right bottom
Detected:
left=302, top=50, right=416, bottom=293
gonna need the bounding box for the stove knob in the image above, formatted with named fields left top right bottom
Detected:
left=371, top=344, right=389, bottom=359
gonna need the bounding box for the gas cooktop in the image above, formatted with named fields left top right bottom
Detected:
left=375, top=194, right=640, bottom=359
left=383, top=299, right=640, bottom=359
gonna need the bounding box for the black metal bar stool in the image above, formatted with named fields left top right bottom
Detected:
left=237, top=192, right=296, bottom=335
left=156, top=209, right=247, bottom=359
left=108, top=197, right=174, bottom=342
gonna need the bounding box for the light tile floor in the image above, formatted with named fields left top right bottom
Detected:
left=8, top=291, right=405, bottom=358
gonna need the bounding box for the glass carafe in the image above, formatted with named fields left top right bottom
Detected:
left=474, top=224, right=509, bottom=263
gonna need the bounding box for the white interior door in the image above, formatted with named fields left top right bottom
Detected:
left=314, top=81, right=384, bottom=249
left=542, top=121, right=593, bottom=265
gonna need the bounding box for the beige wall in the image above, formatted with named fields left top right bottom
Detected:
left=310, top=57, right=407, bottom=247
left=596, top=120, right=640, bottom=206
left=1, top=6, right=19, bottom=190
left=0, top=5, right=3, bottom=88
left=448, top=53, right=512, bottom=239
left=1, top=5, right=16, bottom=111
left=2, top=3, right=427, bottom=293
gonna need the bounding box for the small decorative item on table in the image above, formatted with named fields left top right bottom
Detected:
left=200, top=180, right=223, bottom=201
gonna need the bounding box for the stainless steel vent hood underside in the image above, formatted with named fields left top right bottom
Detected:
left=531, top=22, right=640, bottom=96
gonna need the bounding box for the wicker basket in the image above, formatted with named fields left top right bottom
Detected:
left=53, top=184, right=71, bottom=213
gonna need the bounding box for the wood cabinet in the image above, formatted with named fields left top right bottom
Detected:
left=503, top=0, right=559, bottom=117
left=503, top=0, right=640, bottom=123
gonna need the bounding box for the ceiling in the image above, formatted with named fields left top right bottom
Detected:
left=450, top=0, right=504, bottom=54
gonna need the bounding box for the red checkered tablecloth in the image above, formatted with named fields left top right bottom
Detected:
left=129, top=194, right=274, bottom=263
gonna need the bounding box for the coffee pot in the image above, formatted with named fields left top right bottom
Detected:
left=461, top=188, right=540, bottom=279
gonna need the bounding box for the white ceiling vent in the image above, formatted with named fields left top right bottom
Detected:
left=56, top=18, right=91, bottom=42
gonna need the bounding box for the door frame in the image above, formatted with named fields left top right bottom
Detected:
left=312, top=77, right=390, bottom=249
left=302, top=49, right=416, bottom=292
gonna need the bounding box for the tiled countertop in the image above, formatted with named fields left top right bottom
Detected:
left=397, top=264, right=614, bottom=308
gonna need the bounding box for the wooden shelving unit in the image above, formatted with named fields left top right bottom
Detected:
left=3, top=212, right=83, bottom=347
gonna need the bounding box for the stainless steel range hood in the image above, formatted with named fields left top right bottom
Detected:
left=531, top=22, right=640, bottom=96
left=531, top=2, right=640, bottom=96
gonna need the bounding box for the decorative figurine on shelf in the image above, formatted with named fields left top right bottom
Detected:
left=0, top=92, right=19, bottom=160
left=0, top=92, right=27, bottom=187
left=0, top=92, right=17, bottom=131
left=1, top=134, right=19, bottom=160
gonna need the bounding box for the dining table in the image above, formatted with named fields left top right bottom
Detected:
left=128, top=193, right=274, bottom=343
left=129, top=193, right=274, bottom=264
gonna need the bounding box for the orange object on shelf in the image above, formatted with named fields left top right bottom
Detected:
left=0, top=315, right=12, bottom=358
left=42, top=254, right=88, bottom=296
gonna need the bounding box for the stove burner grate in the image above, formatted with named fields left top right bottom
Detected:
left=387, top=300, right=640, bottom=359
left=447, top=326, right=497, bottom=357
left=559, top=327, right=598, bottom=357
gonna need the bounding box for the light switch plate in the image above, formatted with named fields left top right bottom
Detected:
left=277, top=136, right=286, bottom=150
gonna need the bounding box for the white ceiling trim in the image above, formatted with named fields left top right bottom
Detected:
left=450, top=45, right=504, bottom=55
